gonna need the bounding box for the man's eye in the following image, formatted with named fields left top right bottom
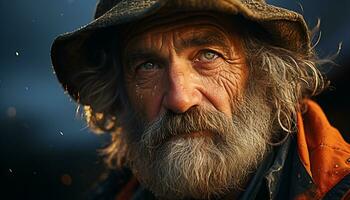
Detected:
left=196, top=50, right=220, bottom=62
left=137, top=62, right=159, bottom=71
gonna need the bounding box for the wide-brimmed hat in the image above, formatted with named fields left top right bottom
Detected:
left=51, top=0, right=311, bottom=104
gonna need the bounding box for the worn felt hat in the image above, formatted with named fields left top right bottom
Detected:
left=51, top=0, right=311, bottom=104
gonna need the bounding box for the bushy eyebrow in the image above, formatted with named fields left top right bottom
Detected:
left=124, top=50, right=166, bottom=68
left=124, top=31, right=233, bottom=67
left=176, top=31, right=232, bottom=53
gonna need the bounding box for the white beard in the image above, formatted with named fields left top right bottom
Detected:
left=125, top=86, right=274, bottom=199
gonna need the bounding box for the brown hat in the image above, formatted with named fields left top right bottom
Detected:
left=51, top=0, right=311, bottom=104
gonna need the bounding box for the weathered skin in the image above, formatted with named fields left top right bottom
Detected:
left=122, top=13, right=249, bottom=129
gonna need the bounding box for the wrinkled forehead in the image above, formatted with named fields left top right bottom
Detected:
left=121, top=11, right=242, bottom=50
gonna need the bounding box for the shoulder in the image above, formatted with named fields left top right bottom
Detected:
left=296, top=99, right=350, bottom=199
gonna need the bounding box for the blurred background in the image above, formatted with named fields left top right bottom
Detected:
left=0, top=0, right=349, bottom=199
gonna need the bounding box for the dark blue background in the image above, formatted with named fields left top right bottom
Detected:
left=1, top=0, right=349, bottom=199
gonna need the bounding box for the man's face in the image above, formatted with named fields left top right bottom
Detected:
left=120, top=12, right=273, bottom=199
left=122, top=13, right=248, bottom=122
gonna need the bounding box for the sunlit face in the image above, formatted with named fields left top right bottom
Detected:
left=122, top=13, right=248, bottom=124
left=119, top=13, right=273, bottom=199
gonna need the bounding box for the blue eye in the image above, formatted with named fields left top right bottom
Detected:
left=138, top=62, right=158, bottom=70
left=198, top=50, right=219, bottom=62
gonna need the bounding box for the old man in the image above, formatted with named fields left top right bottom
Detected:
left=51, top=0, right=350, bottom=199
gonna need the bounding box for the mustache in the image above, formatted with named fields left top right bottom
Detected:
left=140, top=107, right=233, bottom=148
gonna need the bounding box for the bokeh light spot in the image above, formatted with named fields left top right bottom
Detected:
left=61, top=174, right=72, bottom=186
left=7, top=107, right=17, bottom=118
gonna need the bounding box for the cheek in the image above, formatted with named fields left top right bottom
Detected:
left=139, top=85, right=164, bottom=121
left=124, top=77, right=164, bottom=122
left=218, top=63, right=248, bottom=102
left=200, top=62, right=248, bottom=117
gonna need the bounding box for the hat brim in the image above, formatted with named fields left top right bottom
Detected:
left=51, top=0, right=310, bottom=104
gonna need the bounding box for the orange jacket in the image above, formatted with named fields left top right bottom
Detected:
left=296, top=100, right=350, bottom=199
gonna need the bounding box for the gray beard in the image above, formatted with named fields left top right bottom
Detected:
left=123, top=86, right=274, bottom=199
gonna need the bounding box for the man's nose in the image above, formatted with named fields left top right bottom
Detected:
left=163, top=60, right=202, bottom=113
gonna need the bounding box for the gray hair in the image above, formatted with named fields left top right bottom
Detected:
left=243, top=37, right=326, bottom=134
left=74, top=21, right=326, bottom=169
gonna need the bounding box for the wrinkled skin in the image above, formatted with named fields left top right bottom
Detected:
left=120, top=13, right=263, bottom=199
left=123, top=13, right=248, bottom=124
